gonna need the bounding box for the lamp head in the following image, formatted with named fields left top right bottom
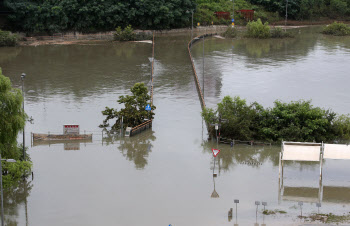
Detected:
left=21, top=73, right=26, bottom=80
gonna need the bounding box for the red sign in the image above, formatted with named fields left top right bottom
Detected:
left=63, top=124, right=79, bottom=134
left=64, top=125, right=78, bottom=128
left=212, top=149, right=220, bottom=157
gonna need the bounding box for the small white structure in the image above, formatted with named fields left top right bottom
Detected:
left=125, top=127, right=132, bottom=137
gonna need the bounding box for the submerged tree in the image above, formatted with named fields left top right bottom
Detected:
left=100, top=82, right=156, bottom=131
left=0, top=68, right=32, bottom=187
left=0, top=68, right=26, bottom=159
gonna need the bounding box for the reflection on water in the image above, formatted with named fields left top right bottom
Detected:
left=33, top=139, right=92, bottom=150
left=4, top=179, right=32, bottom=226
left=202, top=141, right=279, bottom=172
left=118, top=130, right=155, bottom=169
left=211, top=157, right=219, bottom=198
left=103, top=129, right=155, bottom=169
left=0, top=47, right=22, bottom=64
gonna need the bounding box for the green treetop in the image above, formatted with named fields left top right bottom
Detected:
left=100, top=82, right=156, bottom=131
left=0, top=68, right=26, bottom=160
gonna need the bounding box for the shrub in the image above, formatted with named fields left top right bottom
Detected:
left=333, top=114, right=350, bottom=141
left=114, top=25, right=135, bottom=41
left=323, top=22, right=350, bottom=36
left=246, top=18, right=270, bottom=38
left=222, top=27, right=238, bottom=38
left=202, top=96, right=350, bottom=143
left=114, top=25, right=152, bottom=41
left=0, top=30, right=17, bottom=47
left=271, top=27, right=294, bottom=38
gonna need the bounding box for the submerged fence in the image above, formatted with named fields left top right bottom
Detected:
left=188, top=34, right=215, bottom=108
left=187, top=33, right=217, bottom=136
left=130, top=32, right=155, bottom=137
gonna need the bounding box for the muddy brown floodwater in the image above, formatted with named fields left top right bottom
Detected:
left=0, top=26, right=350, bottom=225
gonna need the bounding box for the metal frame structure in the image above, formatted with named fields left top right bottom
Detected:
left=278, top=141, right=350, bottom=205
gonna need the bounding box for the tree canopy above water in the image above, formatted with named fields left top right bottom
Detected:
left=0, top=68, right=26, bottom=159
left=100, top=82, right=156, bottom=131
left=202, top=96, right=350, bottom=143
left=5, top=0, right=196, bottom=33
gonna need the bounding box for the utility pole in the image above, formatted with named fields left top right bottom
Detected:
left=191, top=10, right=194, bottom=41
left=232, top=0, right=235, bottom=27
left=202, top=35, right=204, bottom=101
left=21, top=73, right=26, bottom=160
left=285, top=0, right=288, bottom=31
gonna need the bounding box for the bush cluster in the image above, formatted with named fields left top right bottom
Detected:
left=114, top=25, right=152, bottom=41
left=245, top=20, right=294, bottom=39
left=202, top=96, right=350, bottom=143
left=2, top=160, right=32, bottom=188
left=0, top=29, right=17, bottom=46
left=323, top=22, right=350, bottom=36
left=222, top=27, right=238, bottom=38
left=246, top=18, right=270, bottom=38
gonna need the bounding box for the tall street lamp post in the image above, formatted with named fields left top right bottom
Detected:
left=0, top=155, right=16, bottom=226
left=186, top=10, right=194, bottom=44
left=191, top=10, right=194, bottom=41
left=21, top=73, right=26, bottom=160
left=232, top=0, right=235, bottom=27
left=285, top=0, right=289, bottom=31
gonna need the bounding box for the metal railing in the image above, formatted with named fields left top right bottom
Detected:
left=130, top=119, right=152, bottom=136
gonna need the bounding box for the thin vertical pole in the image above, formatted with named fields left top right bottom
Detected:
left=191, top=10, right=193, bottom=42
left=22, top=78, right=25, bottom=160
left=235, top=203, right=237, bottom=223
left=213, top=157, right=216, bottom=175
left=285, top=0, right=288, bottom=31
left=320, top=153, right=323, bottom=180
left=202, top=36, right=204, bottom=102
left=319, top=147, right=324, bottom=204
left=24, top=179, right=28, bottom=226
left=0, top=154, right=4, bottom=226
left=278, top=176, right=281, bottom=204
left=232, top=0, right=235, bottom=27
left=279, top=152, right=282, bottom=179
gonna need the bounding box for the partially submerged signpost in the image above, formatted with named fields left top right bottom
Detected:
left=212, top=148, right=220, bottom=157
left=211, top=148, right=220, bottom=198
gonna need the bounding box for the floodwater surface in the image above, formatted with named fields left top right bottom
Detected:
left=1, top=26, right=350, bottom=225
